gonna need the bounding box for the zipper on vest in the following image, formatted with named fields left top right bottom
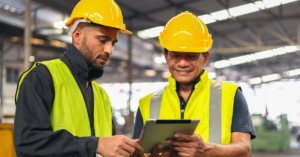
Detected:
left=86, top=81, right=92, bottom=116
left=181, top=102, right=184, bottom=119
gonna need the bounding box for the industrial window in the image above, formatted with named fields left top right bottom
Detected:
left=6, top=68, right=19, bottom=83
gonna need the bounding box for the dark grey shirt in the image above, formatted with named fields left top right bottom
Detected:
left=14, top=45, right=115, bottom=157
left=133, top=78, right=256, bottom=140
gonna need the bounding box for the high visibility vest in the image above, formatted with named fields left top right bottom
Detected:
left=139, top=70, right=239, bottom=144
left=16, top=59, right=112, bottom=138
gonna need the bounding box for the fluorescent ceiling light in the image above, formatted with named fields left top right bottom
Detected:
left=229, top=3, right=259, bottom=17
left=254, top=1, right=266, bottom=9
left=214, top=60, right=230, bottom=69
left=262, top=74, right=280, bottom=82
left=197, top=15, right=216, bottom=24
left=249, top=77, right=262, bottom=85
left=210, top=10, right=229, bottom=21
left=287, top=69, right=300, bottom=76
left=208, top=72, right=217, bottom=79
left=255, top=50, right=274, bottom=60
left=262, top=0, right=282, bottom=8
left=285, top=46, right=298, bottom=53
left=282, top=0, right=298, bottom=4
left=137, top=0, right=298, bottom=39
left=137, top=26, right=164, bottom=39
left=229, top=55, right=252, bottom=65
left=214, top=46, right=299, bottom=69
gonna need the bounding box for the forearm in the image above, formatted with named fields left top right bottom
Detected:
left=204, top=141, right=251, bottom=157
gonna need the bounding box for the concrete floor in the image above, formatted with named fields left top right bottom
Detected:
left=251, top=140, right=300, bottom=157
left=251, top=149, right=300, bottom=157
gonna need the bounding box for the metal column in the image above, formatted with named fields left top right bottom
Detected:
left=127, top=20, right=134, bottom=128
left=24, top=0, right=32, bottom=71
left=0, top=38, right=4, bottom=122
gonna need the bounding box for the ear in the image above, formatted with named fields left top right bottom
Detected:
left=163, top=50, right=168, bottom=64
left=72, top=27, right=84, bottom=47
left=203, top=51, right=210, bottom=66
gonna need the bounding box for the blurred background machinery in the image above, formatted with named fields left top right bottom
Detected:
left=251, top=113, right=290, bottom=151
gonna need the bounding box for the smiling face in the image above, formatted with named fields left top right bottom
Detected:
left=72, top=23, right=119, bottom=71
left=164, top=51, right=210, bottom=84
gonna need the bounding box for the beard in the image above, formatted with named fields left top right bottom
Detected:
left=80, top=37, right=108, bottom=71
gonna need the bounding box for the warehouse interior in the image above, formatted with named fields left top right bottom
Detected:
left=0, top=0, right=300, bottom=156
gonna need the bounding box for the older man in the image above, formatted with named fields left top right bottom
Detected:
left=14, top=0, right=143, bottom=157
left=133, top=11, right=256, bottom=157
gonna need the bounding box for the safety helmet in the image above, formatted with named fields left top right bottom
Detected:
left=159, top=11, right=213, bottom=53
left=65, top=0, right=131, bottom=34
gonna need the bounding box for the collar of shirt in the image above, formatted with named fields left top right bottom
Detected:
left=60, top=44, right=104, bottom=82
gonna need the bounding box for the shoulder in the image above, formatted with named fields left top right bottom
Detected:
left=23, top=64, right=52, bottom=83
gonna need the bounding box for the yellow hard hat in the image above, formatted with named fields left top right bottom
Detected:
left=159, top=11, right=213, bottom=53
left=65, top=0, right=131, bottom=34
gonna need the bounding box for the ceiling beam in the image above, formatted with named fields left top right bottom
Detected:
left=264, top=27, right=296, bottom=45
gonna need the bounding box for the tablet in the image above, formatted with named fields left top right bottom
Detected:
left=138, top=119, right=200, bottom=153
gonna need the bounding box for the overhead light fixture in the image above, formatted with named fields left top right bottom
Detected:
left=229, top=55, right=252, bottom=65
left=287, top=69, right=300, bottom=76
left=208, top=72, right=217, bottom=79
left=214, top=46, right=299, bottom=69
left=197, top=14, right=217, bottom=24
left=262, top=74, right=280, bottom=82
left=4, top=5, right=10, bottom=10
left=137, top=26, right=164, bottom=39
left=137, top=0, right=297, bottom=39
left=145, top=70, right=156, bottom=77
left=214, top=60, right=230, bottom=69
left=229, top=3, right=259, bottom=17
left=249, top=77, right=262, bottom=85
left=255, top=50, right=274, bottom=60
left=210, top=10, right=229, bottom=21
left=53, top=20, right=68, bottom=29
left=254, top=1, right=266, bottom=9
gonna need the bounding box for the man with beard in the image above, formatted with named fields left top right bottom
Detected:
left=133, top=11, right=255, bottom=157
left=14, top=0, right=143, bottom=157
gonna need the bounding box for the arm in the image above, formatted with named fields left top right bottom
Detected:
left=167, top=132, right=251, bottom=157
left=167, top=88, right=254, bottom=157
left=14, top=66, right=99, bottom=157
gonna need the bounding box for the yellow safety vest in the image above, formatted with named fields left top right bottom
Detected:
left=16, top=59, right=112, bottom=138
left=139, top=70, right=239, bottom=144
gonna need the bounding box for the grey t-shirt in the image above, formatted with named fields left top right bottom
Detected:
left=132, top=88, right=256, bottom=140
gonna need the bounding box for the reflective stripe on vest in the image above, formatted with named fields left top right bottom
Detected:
left=149, top=80, right=223, bottom=144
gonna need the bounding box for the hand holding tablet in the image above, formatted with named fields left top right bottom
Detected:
left=138, top=119, right=200, bottom=153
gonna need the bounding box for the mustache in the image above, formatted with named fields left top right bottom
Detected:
left=97, top=53, right=110, bottom=61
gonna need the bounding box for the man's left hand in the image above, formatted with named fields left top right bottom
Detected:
left=166, top=133, right=207, bottom=157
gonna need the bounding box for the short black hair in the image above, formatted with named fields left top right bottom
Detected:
left=164, top=48, right=169, bottom=55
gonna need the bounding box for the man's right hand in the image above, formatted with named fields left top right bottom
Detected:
left=96, top=135, right=144, bottom=157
